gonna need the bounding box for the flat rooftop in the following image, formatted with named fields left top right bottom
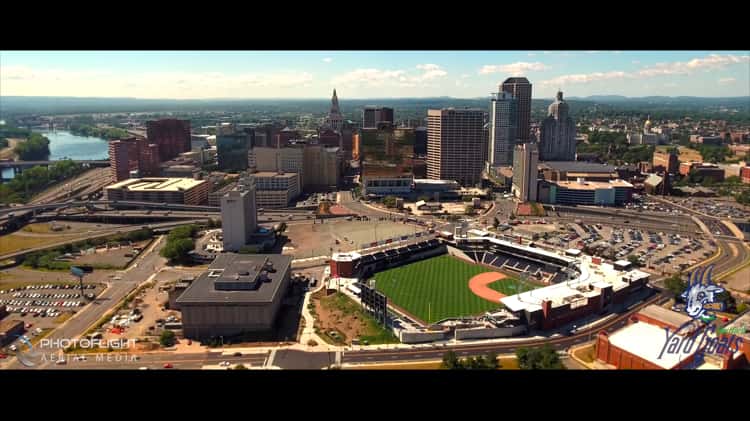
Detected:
left=638, top=304, right=693, bottom=330
left=540, top=161, right=618, bottom=173
left=723, top=310, right=750, bottom=341
left=107, top=178, right=206, bottom=192
left=500, top=254, right=650, bottom=313
left=607, top=321, right=695, bottom=369
left=553, top=179, right=634, bottom=190
left=176, top=253, right=292, bottom=305
left=253, top=171, right=298, bottom=179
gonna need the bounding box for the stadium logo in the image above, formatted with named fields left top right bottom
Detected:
left=15, top=335, right=40, bottom=367
left=680, top=264, right=724, bottom=320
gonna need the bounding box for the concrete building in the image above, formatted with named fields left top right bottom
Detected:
left=538, top=161, right=619, bottom=182
left=252, top=171, right=300, bottom=208
left=0, top=319, right=24, bottom=347
left=501, top=77, right=532, bottom=143
left=220, top=179, right=258, bottom=252
left=742, top=167, right=750, bottom=184
left=362, top=106, right=394, bottom=129
left=109, top=138, right=140, bottom=182
left=248, top=146, right=304, bottom=187
left=208, top=182, right=238, bottom=207
left=539, top=91, right=576, bottom=161
left=487, top=91, right=518, bottom=167
left=105, top=177, right=210, bottom=205
left=176, top=253, right=293, bottom=340
left=538, top=179, right=633, bottom=206
left=427, top=108, right=486, bottom=186
left=303, top=145, right=341, bottom=191
left=653, top=149, right=680, bottom=174
left=217, top=131, right=253, bottom=171
left=360, top=126, right=415, bottom=197
left=679, top=162, right=725, bottom=182
left=512, top=143, right=539, bottom=202
left=146, top=119, right=191, bottom=162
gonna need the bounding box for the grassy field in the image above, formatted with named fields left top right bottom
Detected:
left=370, top=255, right=528, bottom=323
left=0, top=232, right=82, bottom=255
left=488, top=277, right=539, bottom=296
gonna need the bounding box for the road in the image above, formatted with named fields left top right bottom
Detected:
left=6, top=236, right=168, bottom=369
left=341, top=291, right=667, bottom=366
left=29, top=167, right=111, bottom=205
left=50, top=350, right=270, bottom=370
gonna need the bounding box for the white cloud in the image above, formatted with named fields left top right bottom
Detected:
left=322, top=57, right=333, bottom=63
left=460, top=74, right=470, bottom=79
left=332, top=64, right=447, bottom=88
left=332, top=68, right=407, bottom=87
left=0, top=66, right=315, bottom=98
left=718, top=77, right=736, bottom=85
left=540, top=54, right=750, bottom=87
left=527, top=53, right=537, bottom=57
left=479, top=62, right=548, bottom=75
left=637, top=54, right=750, bottom=77
left=664, top=82, right=678, bottom=88
left=541, top=71, right=630, bottom=86
left=632, top=60, right=641, bottom=65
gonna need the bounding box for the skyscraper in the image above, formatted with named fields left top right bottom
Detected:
left=362, top=106, right=394, bottom=129
left=427, top=108, right=485, bottom=186
left=325, top=89, right=343, bottom=132
left=488, top=91, right=518, bottom=167
left=217, top=131, right=252, bottom=171
left=109, top=138, right=139, bottom=182
left=146, top=119, right=191, bottom=162
left=220, top=177, right=258, bottom=252
left=512, top=143, right=539, bottom=202
left=501, top=77, right=532, bottom=144
left=539, top=91, right=577, bottom=161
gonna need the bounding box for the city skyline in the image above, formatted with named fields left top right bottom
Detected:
left=1, top=50, right=749, bottom=99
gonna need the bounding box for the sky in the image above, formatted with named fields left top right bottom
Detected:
left=1, top=51, right=748, bottom=100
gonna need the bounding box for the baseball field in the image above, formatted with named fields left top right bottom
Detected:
left=368, top=255, right=539, bottom=324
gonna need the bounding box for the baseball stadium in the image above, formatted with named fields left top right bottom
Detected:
left=329, top=233, right=653, bottom=341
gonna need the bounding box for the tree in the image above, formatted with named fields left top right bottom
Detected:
left=464, top=204, right=474, bottom=215
left=664, top=273, right=687, bottom=300
left=233, top=364, right=248, bottom=370
left=159, top=330, right=176, bottom=347
left=627, top=255, right=640, bottom=266
left=516, top=345, right=564, bottom=369
left=486, top=352, right=499, bottom=369
left=238, top=245, right=260, bottom=254
left=160, top=238, right=195, bottom=264
left=492, top=217, right=500, bottom=229
left=276, top=222, right=287, bottom=233
left=382, top=196, right=397, bottom=208
left=441, top=351, right=460, bottom=369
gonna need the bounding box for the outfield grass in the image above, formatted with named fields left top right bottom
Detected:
left=369, top=255, right=519, bottom=323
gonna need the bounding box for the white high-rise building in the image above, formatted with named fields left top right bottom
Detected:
left=220, top=177, right=258, bottom=252
left=512, top=143, right=539, bottom=202
left=488, top=91, right=518, bottom=167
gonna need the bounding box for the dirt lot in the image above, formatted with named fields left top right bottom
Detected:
left=72, top=240, right=151, bottom=269
left=724, top=263, right=750, bottom=293
left=310, top=289, right=397, bottom=346
left=0, top=266, right=116, bottom=284
left=283, top=220, right=420, bottom=258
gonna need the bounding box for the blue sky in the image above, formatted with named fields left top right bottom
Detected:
left=1, top=51, right=748, bottom=99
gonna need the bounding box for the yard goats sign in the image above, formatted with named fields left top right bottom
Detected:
left=658, top=264, right=744, bottom=367
left=680, top=265, right=725, bottom=320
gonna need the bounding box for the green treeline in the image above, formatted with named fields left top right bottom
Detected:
left=69, top=123, right=129, bottom=139
left=0, top=159, right=85, bottom=204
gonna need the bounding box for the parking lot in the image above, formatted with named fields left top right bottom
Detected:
left=0, top=282, right=105, bottom=353
left=546, top=222, right=714, bottom=275
left=666, top=197, right=750, bottom=219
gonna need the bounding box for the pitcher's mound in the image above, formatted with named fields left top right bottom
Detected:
left=468, top=272, right=508, bottom=303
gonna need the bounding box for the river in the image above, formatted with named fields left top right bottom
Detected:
left=1, top=130, right=110, bottom=179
